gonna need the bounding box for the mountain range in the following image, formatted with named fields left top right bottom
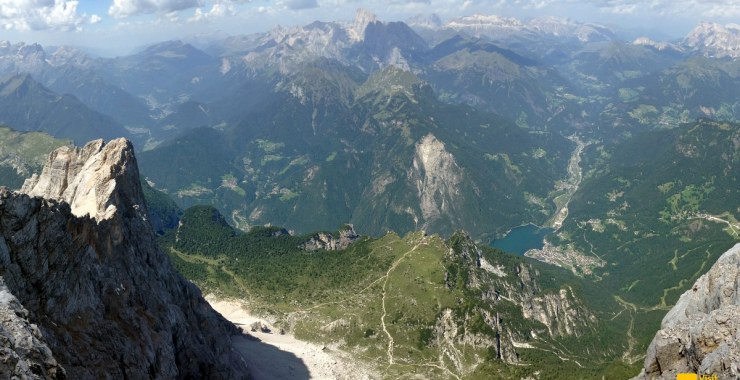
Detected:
left=0, top=9, right=738, bottom=379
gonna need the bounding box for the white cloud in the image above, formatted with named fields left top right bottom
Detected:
left=281, top=0, right=319, bottom=10
left=581, top=0, right=739, bottom=18
left=188, top=0, right=255, bottom=21
left=90, top=14, right=102, bottom=24
left=0, top=0, right=88, bottom=31
left=603, top=3, right=638, bottom=14
left=109, top=0, right=204, bottom=18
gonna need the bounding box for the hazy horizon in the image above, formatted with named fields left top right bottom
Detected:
left=1, top=1, right=738, bottom=56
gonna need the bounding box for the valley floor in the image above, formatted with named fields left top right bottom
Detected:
left=209, top=297, right=378, bottom=380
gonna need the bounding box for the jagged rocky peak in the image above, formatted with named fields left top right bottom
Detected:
left=634, top=37, right=675, bottom=50
left=683, top=21, right=740, bottom=58
left=633, top=243, right=740, bottom=379
left=350, top=8, right=378, bottom=41
left=0, top=138, right=249, bottom=379
left=16, top=42, right=45, bottom=57
left=448, top=14, right=525, bottom=29
left=21, top=138, right=146, bottom=222
left=48, top=45, right=94, bottom=68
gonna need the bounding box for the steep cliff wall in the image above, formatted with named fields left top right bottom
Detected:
left=634, top=243, right=740, bottom=380
left=442, top=232, right=596, bottom=366
left=0, top=139, right=249, bottom=379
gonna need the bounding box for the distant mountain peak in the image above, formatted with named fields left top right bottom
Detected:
left=48, top=45, right=93, bottom=67
left=683, top=21, right=740, bottom=58
left=406, top=13, right=442, bottom=29
left=633, top=36, right=683, bottom=53
left=529, top=16, right=614, bottom=42
left=440, top=13, right=615, bottom=42
left=350, top=8, right=378, bottom=41
left=139, top=39, right=207, bottom=59
left=448, top=13, right=525, bottom=29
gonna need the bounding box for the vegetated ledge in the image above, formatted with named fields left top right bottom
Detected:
left=0, top=138, right=250, bottom=379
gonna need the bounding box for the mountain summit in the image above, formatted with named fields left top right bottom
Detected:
left=350, top=8, right=378, bottom=41
left=21, top=138, right=145, bottom=221
left=0, top=138, right=249, bottom=379
left=683, top=22, right=740, bottom=58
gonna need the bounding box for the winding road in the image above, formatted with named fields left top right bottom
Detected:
left=548, top=135, right=590, bottom=230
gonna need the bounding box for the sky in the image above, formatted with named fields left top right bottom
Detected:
left=1, top=0, right=738, bottom=56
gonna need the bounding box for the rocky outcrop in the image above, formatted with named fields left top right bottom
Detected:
left=0, top=278, right=63, bottom=379
left=449, top=233, right=595, bottom=339
left=301, top=224, right=359, bottom=251
left=409, top=133, right=463, bottom=226
left=21, top=138, right=145, bottom=222
left=514, top=265, right=595, bottom=338
left=683, top=22, right=740, bottom=59
left=1, top=139, right=249, bottom=379
left=440, top=232, right=595, bottom=366
left=633, top=243, right=740, bottom=380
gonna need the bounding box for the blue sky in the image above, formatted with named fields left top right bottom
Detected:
left=1, top=1, right=738, bottom=55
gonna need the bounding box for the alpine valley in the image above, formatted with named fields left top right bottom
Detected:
left=0, top=8, right=738, bottom=380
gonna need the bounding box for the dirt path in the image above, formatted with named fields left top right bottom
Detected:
left=380, top=241, right=422, bottom=366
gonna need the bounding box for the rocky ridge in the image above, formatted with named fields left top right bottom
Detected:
left=301, top=224, right=359, bottom=251
left=0, top=278, right=62, bottom=379
left=21, top=138, right=144, bottom=221
left=683, top=22, right=740, bottom=59
left=220, top=8, right=425, bottom=74
left=442, top=233, right=596, bottom=365
left=633, top=243, right=740, bottom=379
left=0, top=139, right=249, bottom=379
left=632, top=37, right=684, bottom=54
left=417, top=14, right=615, bottom=43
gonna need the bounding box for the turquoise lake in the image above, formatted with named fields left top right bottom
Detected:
left=490, top=224, right=554, bottom=256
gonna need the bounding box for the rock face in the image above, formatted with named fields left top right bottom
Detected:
left=683, top=22, right=740, bottom=59
left=440, top=232, right=595, bottom=366
left=0, top=278, right=63, bottom=379
left=0, top=139, right=249, bottom=379
left=633, top=243, right=740, bottom=380
left=21, top=138, right=144, bottom=222
left=302, top=224, right=359, bottom=251
left=410, top=133, right=463, bottom=226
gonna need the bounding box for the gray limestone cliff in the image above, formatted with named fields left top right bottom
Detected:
left=21, top=139, right=145, bottom=222
left=0, top=278, right=62, bottom=379
left=633, top=243, right=740, bottom=380
left=439, top=232, right=595, bottom=366
left=409, top=133, right=464, bottom=229
left=0, top=139, right=249, bottom=379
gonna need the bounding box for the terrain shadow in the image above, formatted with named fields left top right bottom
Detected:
left=232, top=334, right=310, bottom=380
